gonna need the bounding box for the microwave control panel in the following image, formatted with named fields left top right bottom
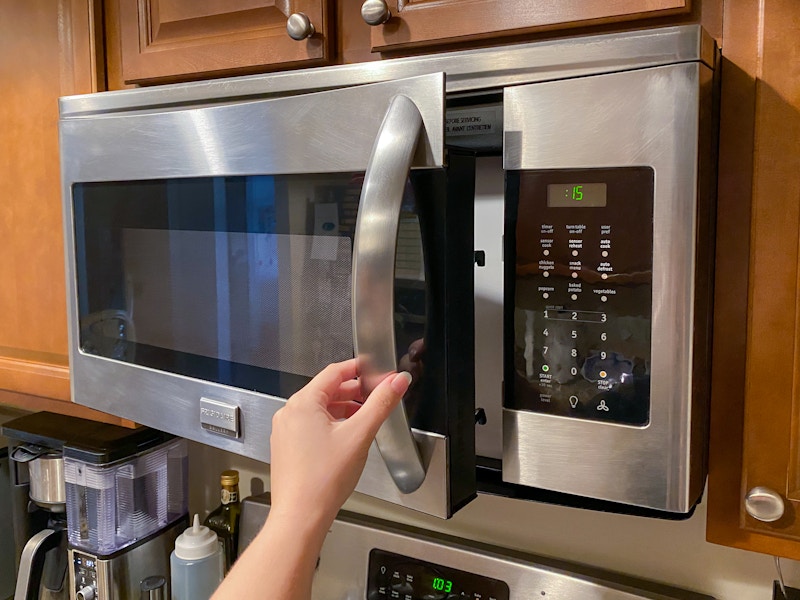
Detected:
left=505, top=167, right=654, bottom=426
left=367, top=549, right=510, bottom=600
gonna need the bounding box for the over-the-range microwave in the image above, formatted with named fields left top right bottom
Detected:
left=59, top=25, right=717, bottom=520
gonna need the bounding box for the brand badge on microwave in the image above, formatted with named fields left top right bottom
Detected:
left=200, top=398, right=241, bottom=438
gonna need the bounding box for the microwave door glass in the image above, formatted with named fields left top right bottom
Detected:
left=71, top=173, right=430, bottom=404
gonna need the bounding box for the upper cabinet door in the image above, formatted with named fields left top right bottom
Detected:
left=707, top=0, right=800, bottom=558
left=362, top=0, right=690, bottom=53
left=115, top=0, right=332, bottom=85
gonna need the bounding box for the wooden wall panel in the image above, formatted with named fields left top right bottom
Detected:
left=0, top=1, right=104, bottom=413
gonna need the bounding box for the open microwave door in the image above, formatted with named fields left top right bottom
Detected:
left=60, top=73, right=477, bottom=518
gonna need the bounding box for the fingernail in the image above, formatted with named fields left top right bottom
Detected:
left=391, top=371, right=413, bottom=395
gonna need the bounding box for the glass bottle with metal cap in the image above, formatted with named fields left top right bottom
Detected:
left=203, top=470, right=242, bottom=573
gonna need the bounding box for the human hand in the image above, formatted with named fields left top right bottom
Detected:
left=268, top=359, right=412, bottom=530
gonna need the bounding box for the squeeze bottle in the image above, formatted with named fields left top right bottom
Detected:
left=170, top=514, right=225, bottom=600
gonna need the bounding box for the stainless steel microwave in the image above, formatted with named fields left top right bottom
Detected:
left=59, top=26, right=717, bottom=520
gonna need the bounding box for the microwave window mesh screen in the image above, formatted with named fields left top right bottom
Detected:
left=120, top=229, right=353, bottom=378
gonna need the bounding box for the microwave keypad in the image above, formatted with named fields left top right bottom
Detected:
left=506, top=167, right=654, bottom=426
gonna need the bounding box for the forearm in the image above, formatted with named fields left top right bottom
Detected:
left=212, top=510, right=331, bottom=600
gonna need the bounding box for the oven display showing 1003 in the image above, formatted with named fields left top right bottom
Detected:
left=367, top=549, right=510, bottom=600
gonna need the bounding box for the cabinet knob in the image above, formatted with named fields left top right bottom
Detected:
left=744, top=486, right=785, bottom=522
left=361, top=0, right=392, bottom=26
left=286, top=12, right=315, bottom=40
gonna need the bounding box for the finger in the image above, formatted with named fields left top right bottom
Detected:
left=345, top=371, right=412, bottom=439
left=327, top=400, right=363, bottom=420
left=293, top=359, right=358, bottom=406
left=334, top=379, right=363, bottom=404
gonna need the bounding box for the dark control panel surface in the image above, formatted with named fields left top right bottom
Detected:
left=72, top=551, right=99, bottom=598
left=367, top=549, right=510, bottom=600
left=505, top=167, right=654, bottom=426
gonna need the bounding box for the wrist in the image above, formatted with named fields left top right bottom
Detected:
left=265, top=503, right=334, bottom=545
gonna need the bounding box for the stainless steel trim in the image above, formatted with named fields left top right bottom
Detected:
left=59, top=26, right=713, bottom=119
left=238, top=495, right=716, bottom=600
left=59, top=73, right=444, bottom=183
left=355, top=429, right=450, bottom=518
left=502, top=62, right=710, bottom=512
left=69, top=520, right=182, bottom=600
left=353, top=95, right=426, bottom=495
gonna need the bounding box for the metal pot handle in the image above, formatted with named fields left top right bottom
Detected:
left=10, top=444, right=55, bottom=463
left=14, top=528, right=63, bottom=600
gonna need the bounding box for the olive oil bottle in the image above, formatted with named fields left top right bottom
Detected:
left=203, top=470, right=241, bottom=573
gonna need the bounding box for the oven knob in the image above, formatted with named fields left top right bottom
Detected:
left=361, top=0, right=392, bottom=25
left=76, top=586, right=96, bottom=600
left=745, top=486, right=785, bottom=522
left=286, top=13, right=315, bottom=40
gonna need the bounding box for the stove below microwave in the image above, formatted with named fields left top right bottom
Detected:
left=59, top=25, right=717, bottom=520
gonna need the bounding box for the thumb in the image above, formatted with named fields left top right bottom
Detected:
left=347, top=371, right=412, bottom=439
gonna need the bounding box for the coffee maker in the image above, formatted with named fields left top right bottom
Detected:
left=2, top=413, right=188, bottom=600
left=64, top=433, right=188, bottom=600
left=3, top=413, right=73, bottom=600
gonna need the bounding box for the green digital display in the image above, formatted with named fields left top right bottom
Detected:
left=547, top=183, right=607, bottom=207
left=432, top=578, right=453, bottom=593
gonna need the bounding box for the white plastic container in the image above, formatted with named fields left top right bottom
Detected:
left=170, top=514, right=225, bottom=600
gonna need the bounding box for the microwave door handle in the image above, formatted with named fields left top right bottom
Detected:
left=352, top=94, right=426, bottom=495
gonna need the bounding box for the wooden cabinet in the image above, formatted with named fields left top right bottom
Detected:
left=706, top=0, right=800, bottom=558
left=0, top=0, right=128, bottom=425
left=103, top=0, right=726, bottom=88
left=361, top=0, right=691, bottom=53
left=110, top=0, right=333, bottom=85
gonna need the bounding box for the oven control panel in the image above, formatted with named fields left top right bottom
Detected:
left=505, top=167, right=654, bottom=426
left=367, top=549, right=510, bottom=600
